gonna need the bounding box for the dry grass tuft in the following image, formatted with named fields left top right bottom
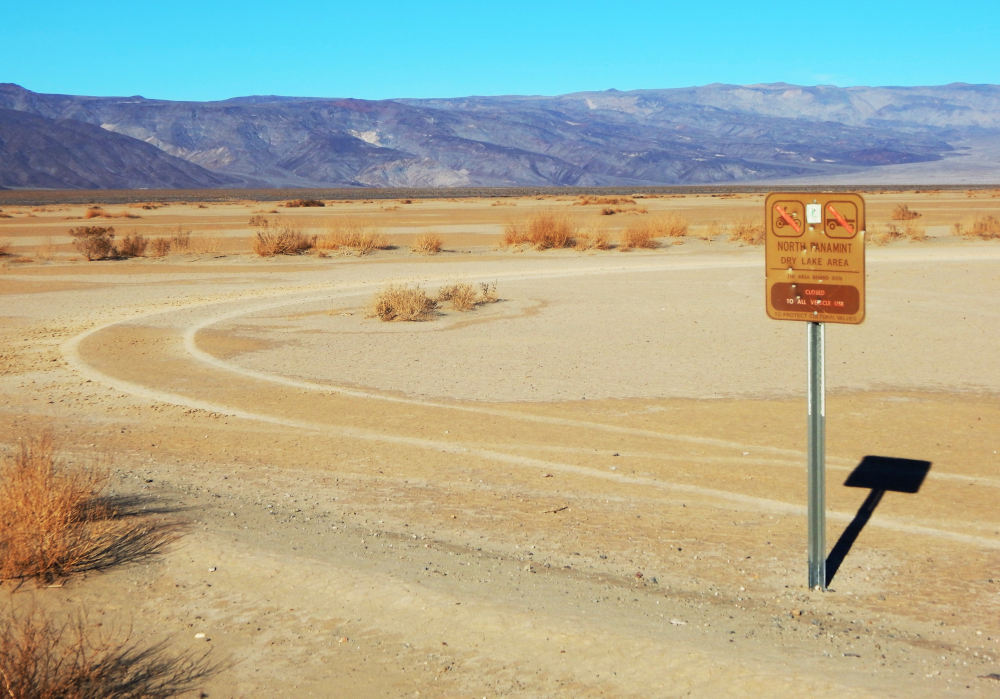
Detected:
left=149, top=238, right=171, bottom=257
left=437, top=281, right=500, bottom=311
left=69, top=226, right=115, bottom=261
left=369, top=285, right=438, bottom=321
left=369, top=281, right=498, bottom=320
left=869, top=221, right=926, bottom=245
left=869, top=224, right=904, bottom=246
left=478, top=280, right=499, bottom=304
left=501, top=223, right=530, bottom=247
left=117, top=233, right=147, bottom=258
left=619, top=227, right=657, bottom=251
left=0, top=239, right=9, bottom=256
left=317, top=221, right=390, bottom=255
left=503, top=214, right=575, bottom=250
left=69, top=228, right=147, bottom=260
left=83, top=207, right=139, bottom=220
left=728, top=220, right=765, bottom=245
left=284, top=199, right=325, bottom=208
left=0, top=606, right=217, bottom=697
left=437, top=283, right=479, bottom=311
left=619, top=213, right=688, bottom=249
left=250, top=217, right=314, bottom=256
left=573, top=230, right=611, bottom=251
left=0, top=434, right=180, bottom=584
left=252, top=228, right=314, bottom=256
left=891, top=203, right=921, bottom=221
left=169, top=229, right=191, bottom=252
left=653, top=213, right=689, bottom=238
left=963, top=214, right=1000, bottom=239
left=575, top=195, right=636, bottom=206
left=412, top=233, right=443, bottom=255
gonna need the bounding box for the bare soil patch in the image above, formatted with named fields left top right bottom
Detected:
left=1, top=190, right=998, bottom=696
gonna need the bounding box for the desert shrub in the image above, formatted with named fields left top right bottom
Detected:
left=575, top=195, right=636, bottom=206
left=149, top=238, right=171, bottom=257
left=433, top=281, right=499, bottom=311
left=0, top=434, right=179, bottom=585
left=0, top=606, right=215, bottom=697
left=317, top=221, right=389, bottom=255
left=478, top=280, right=499, bottom=304
left=249, top=216, right=313, bottom=256
left=619, top=214, right=687, bottom=250
left=968, top=214, right=1000, bottom=239
left=117, top=233, right=147, bottom=258
left=573, top=231, right=611, bottom=250
left=601, top=204, right=648, bottom=215
left=573, top=195, right=646, bottom=215
left=0, top=239, right=9, bottom=256
left=653, top=213, right=688, bottom=238
left=502, top=214, right=575, bottom=250
left=284, top=199, right=325, bottom=208
left=412, top=233, right=443, bottom=254
left=869, top=224, right=903, bottom=246
left=0, top=434, right=111, bottom=583
left=501, top=222, right=530, bottom=247
left=170, top=229, right=191, bottom=252
left=252, top=227, right=314, bottom=256
left=438, top=283, right=479, bottom=311
left=69, top=226, right=115, bottom=261
left=83, top=207, right=138, bottom=220
left=619, top=228, right=656, bottom=250
left=368, top=285, right=438, bottom=321
left=869, top=222, right=925, bottom=245
left=891, top=203, right=921, bottom=221
left=728, top=220, right=765, bottom=245
left=902, top=222, right=926, bottom=241
left=527, top=214, right=574, bottom=249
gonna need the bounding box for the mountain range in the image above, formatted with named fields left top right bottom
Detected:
left=1, top=82, right=998, bottom=190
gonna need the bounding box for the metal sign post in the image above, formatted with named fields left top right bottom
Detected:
left=765, top=192, right=865, bottom=591
left=807, top=321, right=826, bottom=589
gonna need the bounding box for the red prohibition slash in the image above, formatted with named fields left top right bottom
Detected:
left=775, top=205, right=801, bottom=233
left=827, top=204, right=854, bottom=234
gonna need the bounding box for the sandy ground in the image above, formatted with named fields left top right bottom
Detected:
left=1, top=190, right=999, bottom=697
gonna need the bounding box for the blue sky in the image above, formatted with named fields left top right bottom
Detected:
left=4, top=0, right=996, bottom=101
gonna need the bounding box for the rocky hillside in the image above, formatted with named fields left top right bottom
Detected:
left=0, top=106, right=238, bottom=189
left=1, top=82, right=997, bottom=189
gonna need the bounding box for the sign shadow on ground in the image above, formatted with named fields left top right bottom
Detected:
left=826, top=455, right=932, bottom=587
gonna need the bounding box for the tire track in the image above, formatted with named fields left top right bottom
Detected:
left=63, top=260, right=1000, bottom=550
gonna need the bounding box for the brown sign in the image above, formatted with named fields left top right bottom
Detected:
left=765, top=192, right=865, bottom=324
